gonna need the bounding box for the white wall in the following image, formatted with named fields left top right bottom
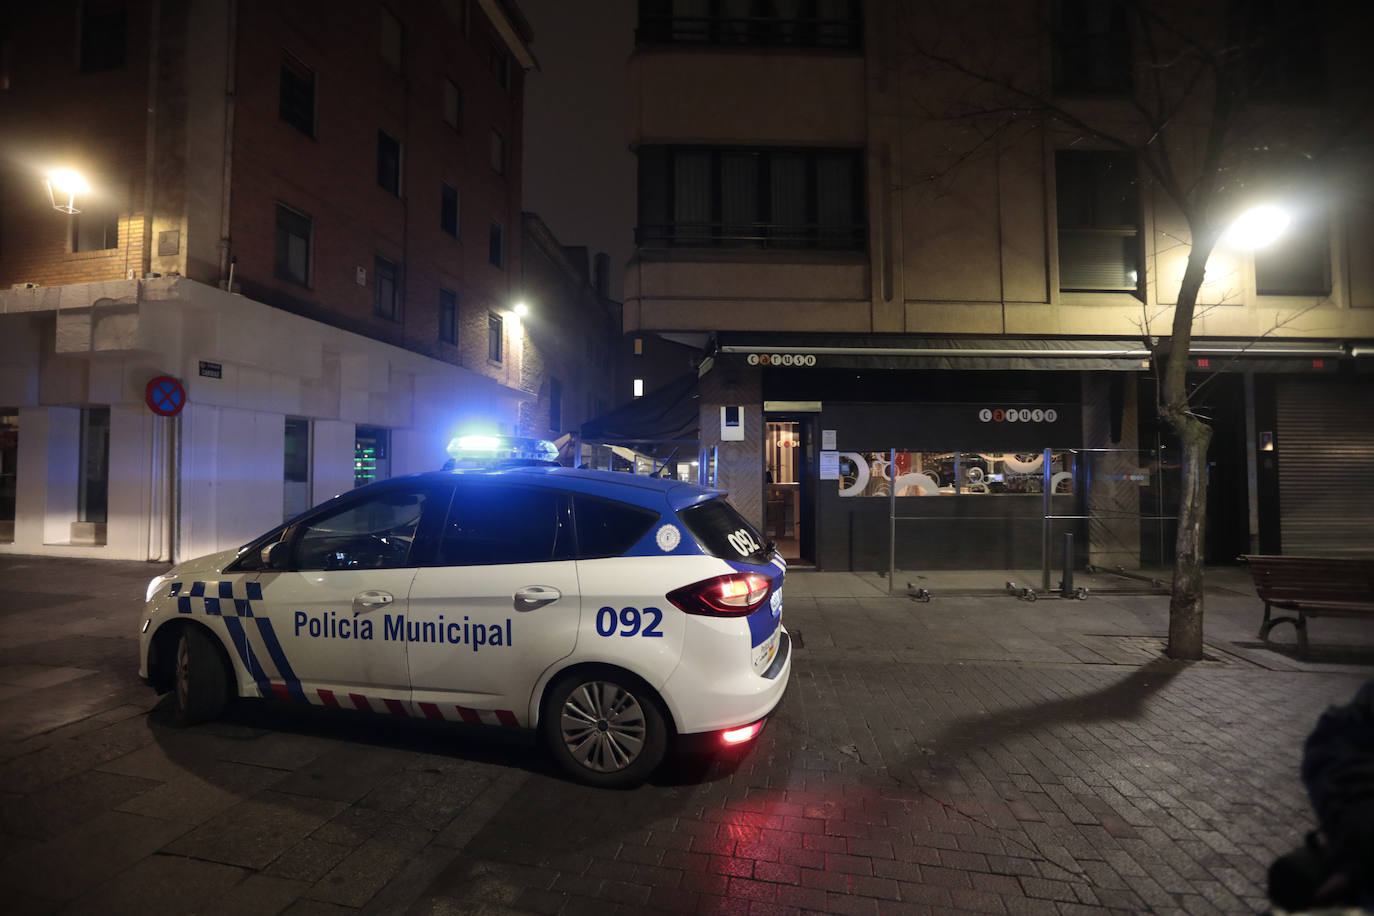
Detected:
left=313, top=420, right=356, bottom=505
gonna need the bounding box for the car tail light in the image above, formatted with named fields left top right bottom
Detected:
left=722, top=720, right=765, bottom=745
left=667, top=573, right=773, bottom=617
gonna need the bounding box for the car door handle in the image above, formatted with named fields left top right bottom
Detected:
left=354, top=591, right=395, bottom=614
left=514, top=585, right=561, bottom=612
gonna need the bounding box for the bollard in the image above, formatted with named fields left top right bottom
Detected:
left=1061, top=532, right=1074, bottom=598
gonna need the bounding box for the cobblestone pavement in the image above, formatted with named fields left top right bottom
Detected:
left=0, top=556, right=1370, bottom=915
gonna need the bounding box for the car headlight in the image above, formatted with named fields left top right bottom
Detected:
left=146, top=573, right=175, bottom=603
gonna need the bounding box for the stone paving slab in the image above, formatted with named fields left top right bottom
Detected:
left=0, top=556, right=1370, bottom=914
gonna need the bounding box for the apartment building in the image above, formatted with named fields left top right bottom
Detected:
left=626, top=0, right=1374, bottom=571
left=0, top=0, right=542, bottom=560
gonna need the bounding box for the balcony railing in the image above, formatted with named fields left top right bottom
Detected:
left=637, top=221, right=867, bottom=251
left=636, top=13, right=861, bottom=50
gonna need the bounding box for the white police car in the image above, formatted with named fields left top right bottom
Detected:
left=139, top=465, right=790, bottom=787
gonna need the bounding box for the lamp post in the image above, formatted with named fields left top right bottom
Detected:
left=45, top=169, right=90, bottom=213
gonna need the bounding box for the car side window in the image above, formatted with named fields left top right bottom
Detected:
left=436, top=484, right=570, bottom=566
left=572, top=495, right=659, bottom=559
left=294, top=487, right=437, bottom=571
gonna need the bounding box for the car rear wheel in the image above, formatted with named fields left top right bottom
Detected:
left=171, top=626, right=230, bottom=726
left=543, top=669, right=667, bottom=788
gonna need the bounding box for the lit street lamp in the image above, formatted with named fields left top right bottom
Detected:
left=45, top=169, right=90, bottom=213
left=1222, top=204, right=1290, bottom=250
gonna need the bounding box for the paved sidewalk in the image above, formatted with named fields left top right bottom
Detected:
left=0, top=555, right=1370, bottom=915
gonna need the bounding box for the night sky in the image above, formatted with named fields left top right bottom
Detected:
left=520, top=1, right=636, bottom=302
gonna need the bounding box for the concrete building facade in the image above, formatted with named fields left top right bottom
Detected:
left=0, top=0, right=554, bottom=560
left=625, top=0, right=1374, bottom=572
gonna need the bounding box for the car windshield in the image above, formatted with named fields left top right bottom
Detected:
left=678, top=497, right=773, bottom=564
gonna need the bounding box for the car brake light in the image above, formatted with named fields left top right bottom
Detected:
left=666, top=573, right=773, bottom=617
left=722, top=720, right=765, bottom=745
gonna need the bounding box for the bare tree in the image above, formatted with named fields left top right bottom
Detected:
left=899, top=0, right=1371, bottom=658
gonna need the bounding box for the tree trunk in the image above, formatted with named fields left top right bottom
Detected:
left=1166, top=413, right=1212, bottom=659
left=1156, top=230, right=1219, bottom=661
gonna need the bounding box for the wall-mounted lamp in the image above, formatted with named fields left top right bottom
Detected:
left=1222, top=205, right=1290, bottom=250
left=46, top=169, right=90, bottom=213
left=512, top=301, right=529, bottom=318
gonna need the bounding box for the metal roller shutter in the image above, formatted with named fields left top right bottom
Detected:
left=1276, top=379, right=1374, bottom=557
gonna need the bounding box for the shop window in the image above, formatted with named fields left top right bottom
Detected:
left=284, top=417, right=311, bottom=520
left=488, top=312, right=503, bottom=362
left=377, top=130, right=402, bottom=195
left=639, top=145, right=864, bottom=250
left=274, top=204, right=311, bottom=286
left=374, top=255, right=399, bottom=320
left=440, top=183, right=459, bottom=237
left=79, top=0, right=126, bottom=72
left=439, top=288, right=458, bottom=344
left=837, top=451, right=1076, bottom=497
left=636, top=0, right=862, bottom=50
left=279, top=52, right=316, bottom=137
left=353, top=425, right=390, bottom=488
left=1056, top=150, right=1141, bottom=293
left=1255, top=210, right=1331, bottom=296
left=1052, top=0, right=1131, bottom=94
left=72, top=204, right=118, bottom=252
left=0, top=409, right=17, bottom=542
left=78, top=407, right=109, bottom=524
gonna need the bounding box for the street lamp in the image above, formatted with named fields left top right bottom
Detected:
left=1222, top=205, right=1290, bottom=250
left=45, top=169, right=90, bottom=213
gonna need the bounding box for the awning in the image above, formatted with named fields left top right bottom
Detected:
left=710, top=333, right=1355, bottom=373
left=580, top=372, right=699, bottom=444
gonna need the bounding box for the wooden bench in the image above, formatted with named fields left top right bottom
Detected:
left=1241, top=555, right=1374, bottom=650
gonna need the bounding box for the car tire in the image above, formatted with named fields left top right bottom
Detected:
left=171, top=625, right=230, bottom=727
left=542, top=668, right=668, bottom=788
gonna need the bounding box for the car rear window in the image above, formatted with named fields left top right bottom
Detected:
left=573, top=495, right=659, bottom=559
left=678, top=497, right=773, bottom=564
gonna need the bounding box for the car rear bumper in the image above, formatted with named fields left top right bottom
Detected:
left=665, top=624, right=791, bottom=737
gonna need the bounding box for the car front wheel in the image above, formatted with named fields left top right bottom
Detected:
left=171, top=625, right=230, bottom=726
left=543, top=669, right=668, bottom=788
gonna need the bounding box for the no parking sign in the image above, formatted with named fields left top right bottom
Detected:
left=145, top=375, right=186, bottom=416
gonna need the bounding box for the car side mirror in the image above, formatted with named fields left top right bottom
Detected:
left=261, top=540, right=291, bottom=570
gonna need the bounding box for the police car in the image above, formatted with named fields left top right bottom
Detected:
left=138, top=462, right=790, bottom=787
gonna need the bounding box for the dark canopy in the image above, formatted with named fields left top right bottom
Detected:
left=580, top=372, right=699, bottom=444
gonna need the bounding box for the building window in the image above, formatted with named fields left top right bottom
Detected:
left=444, top=79, right=463, bottom=130
left=488, top=42, right=510, bottom=89
left=284, top=417, right=311, bottom=520
left=354, top=426, right=390, bottom=487
left=72, top=205, right=118, bottom=252
left=633, top=378, right=644, bottom=398
left=1255, top=211, right=1331, bottom=296
left=1055, top=150, right=1141, bottom=293
left=1052, top=0, right=1131, bottom=94
left=273, top=204, right=311, bottom=286
left=0, top=409, right=16, bottom=540
left=490, top=130, right=505, bottom=175
left=79, top=0, right=126, bottom=72
left=633, top=337, right=643, bottom=355
left=636, top=0, right=862, bottom=50
left=439, top=288, right=458, bottom=344
left=488, top=312, right=503, bottom=362
left=380, top=6, right=403, bottom=70
left=279, top=52, right=316, bottom=137
left=489, top=221, right=504, bottom=268
left=377, top=130, right=402, bottom=195
left=374, top=256, right=399, bottom=320
left=79, top=406, right=110, bottom=525
left=440, top=183, right=459, bottom=237
left=638, top=146, right=865, bottom=250
left=549, top=378, right=562, bottom=431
